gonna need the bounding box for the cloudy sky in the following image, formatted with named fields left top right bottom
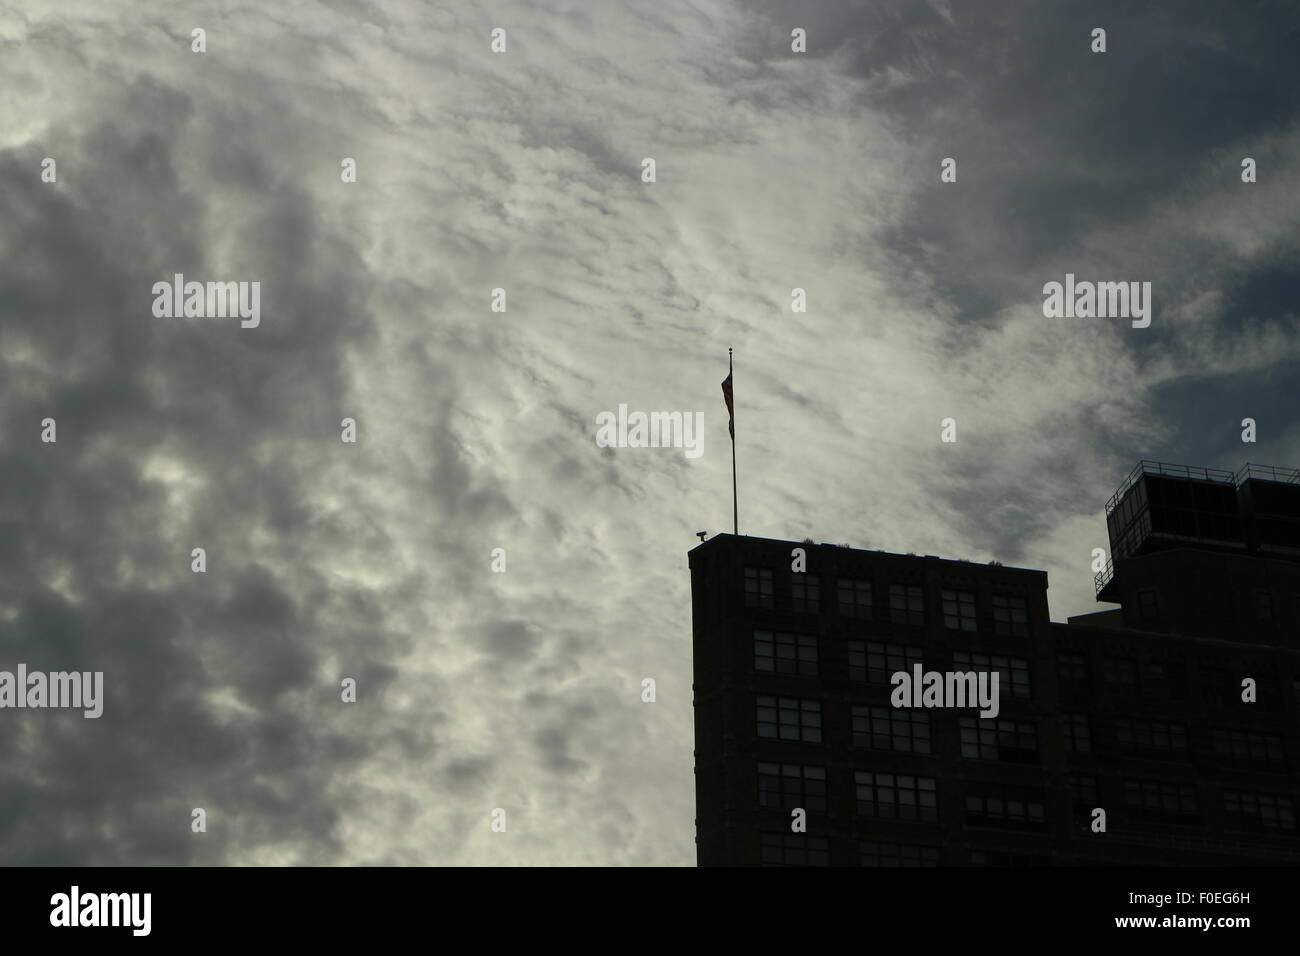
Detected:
left=2, top=0, right=1299, bottom=865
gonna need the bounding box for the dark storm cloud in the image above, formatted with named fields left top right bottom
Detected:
left=532, top=725, right=589, bottom=777
left=741, top=0, right=1300, bottom=326
left=478, top=619, right=541, bottom=660
left=439, top=755, right=495, bottom=795
left=0, top=71, right=404, bottom=864
left=1, top=4, right=702, bottom=866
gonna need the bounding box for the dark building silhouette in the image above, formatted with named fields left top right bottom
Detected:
left=689, top=461, right=1300, bottom=865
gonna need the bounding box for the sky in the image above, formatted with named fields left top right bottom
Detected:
left=1, top=0, right=1299, bottom=865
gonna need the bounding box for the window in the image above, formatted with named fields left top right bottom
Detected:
left=760, top=832, right=829, bottom=866
left=756, top=696, right=822, bottom=743
left=744, top=567, right=774, bottom=608
left=1115, top=718, right=1188, bottom=755
left=791, top=574, right=820, bottom=613
left=1104, top=657, right=1138, bottom=689
left=850, top=641, right=923, bottom=684
left=942, top=589, right=977, bottom=631
left=1057, top=653, right=1088, bottom=683
left=1216, top=587, right=1235, bottom=623
left=953, top=651, right=1032, bottom=698
left=1200, top=665, right=1234, bottom=709
left=846, top=641, right=866, bottom=681
left=1124, top=779, right=1199, bottom=822
left=1144, top=660, right=1185, bottom=700
left=757, top=763, right=827, bottom=812
left=753, top=631, right=817, bottom=676
left=1250, top=672, right=1282, bottom=711
left=852, top=706, right=931, bottom=753
left=1062, top=713, right=1090, bottom=753
left=959, top=717, right=1038, bottom=762
left=970, top=851, right=1050, bottom=866
left=992, top=594, right=1029, bottom=636
left=889, top=583, right=925, bottom=626
left=854, top=772, right=938, bottom=822
left=1212, top=729, right=1284, bottom=768
left=860, top=842, right=940, bottom=867
left=1069, top=774, right=1098, bottom=827
left=1222, top=791, right=1296, bottom=832
left=1257, top=591, right=1274, bottom=622
left=965, top=785, right=1046, bottom=827
left=838, top=578, right=873, bottom=619
left=1137, top=589, right=1158, bottom=620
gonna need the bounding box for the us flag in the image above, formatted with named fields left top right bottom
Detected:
left=721, top=370, right=734, bottom=439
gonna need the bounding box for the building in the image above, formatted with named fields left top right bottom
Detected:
left=688, top=461, right=1300, bottom=865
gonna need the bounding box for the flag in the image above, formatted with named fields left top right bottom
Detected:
left=721, top=371, right=734, bottom=439
left=723, top=351, right=738, bottom=535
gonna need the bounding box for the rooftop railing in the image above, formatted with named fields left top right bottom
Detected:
left=1093, top=555, right=1115, bottom=596
left=1234, top=462, right=1300, bottom=485
left=1104, top=460, right=1235, bottom=515
left=1096, top=460, right=1300, bottom=594
left=1103, top=460, right=1300, bottom=516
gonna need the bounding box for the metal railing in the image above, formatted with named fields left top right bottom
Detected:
left=1234, top=462, right=1300, bottom=485
left=1093, top=556, right=1115, bottom=595
left=1097, top=460, right=1300, bottom=594
left=1107, top=461, right=1300, bottom=515
left=1105, top=460, right=1235, bottom=516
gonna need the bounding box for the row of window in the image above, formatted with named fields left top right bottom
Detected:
left=755, top=633, right=1034, bottom=695
left=754, top=632, right=1296, bottom=715
left=757, top=696, right=1288, bottom=768
left=759, top=696, right=1032, bottom=751
left=1061, top=653, right=1292, bottom=710
left=1067, top=773, right=1296, bottom=831
left=755, top=634, right=1286, bottom=713
left=758, top=693, right=1036, bottom=751
left=759, top=834, right=1050, bottom=867
left=744, top=568, right=1030, bottom=634
left=755, top=762, right=1297, bottom=832
left=763, top=697, right=1032, bottom=759
left=1064, top=716, right=1285, bottom=766
left=1133, top=586, right=1295, bottom=625
left=745, top=569, right=1295, bottom=631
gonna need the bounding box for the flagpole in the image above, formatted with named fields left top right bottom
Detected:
left=730, top=347, right=738, bottom=535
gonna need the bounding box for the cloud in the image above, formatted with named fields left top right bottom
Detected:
left=1, top=0, right=1298, bottom=865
